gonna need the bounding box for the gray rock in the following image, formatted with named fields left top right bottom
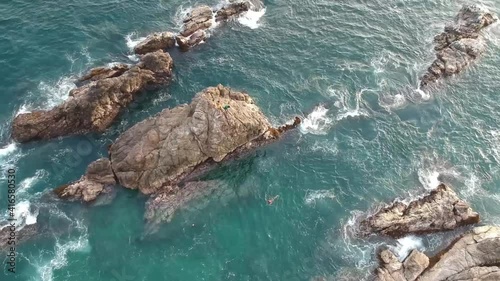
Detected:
left=12, top=50, right=173, bottom=143
left=180, top=5, right=214, bottom=37
left=420, top=5, right=497, bottom=88
left=360, top=184, right=479, bottom=237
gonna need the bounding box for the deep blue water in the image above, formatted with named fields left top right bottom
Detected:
left=1, top=0, right=500, bottom=280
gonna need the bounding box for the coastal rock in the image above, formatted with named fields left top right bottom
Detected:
left=420, top=5, right=497, bottom=88
left=374, top=249, right=429, bottom=281
left=180, top=5, right=214, bottom=37
left=109, top=85, right=272, bottom=194
left=215, top=2, right=250, bottom=22
left=54, top=158, right=116, bottom=202
left=176, top=30, right=207, bottom=52
left=360, top=184, right=479, bottom=237
left=0, top=224, right=38, bottom=252
left=133, top=32, right=176, bottom=55
left=12, top=50, right=173, bottom=143
left=76, top=64, right=129, bottom=86
left=373, top=226, right=500, bottom=281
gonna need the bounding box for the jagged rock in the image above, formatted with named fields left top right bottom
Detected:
left=109, top=85, right=273, bottom=194
left=374, top=249, right=429, bottom=281
left=373, top=226, right=500, bottom=281
left=133, top=32, right=176, bottom=55
left=420, top=5, right=497, bottom=88
left=176, top=30, right=207, bottom=52
left=12, top=50, right=173, bottom=143
left=180, top=5, right=214, bottom=37
left=54, top=158, right=116, bottom=202
left=360, top=184, right=479, bottom=237
left=215, top=2, right=250, bottom=22
left=76, top=64, right=129, bottom=87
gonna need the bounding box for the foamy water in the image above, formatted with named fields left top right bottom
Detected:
left=238, top=7, right=266, bottom=29
left=300, top=105, right=333, bottom=135
left=390, top=236, right=425, bottom=261
left=305, top=189, right=336, bottom=204
left=36, top=76, right=76, bottom=110
left=0, top=142, right=18, bottom=158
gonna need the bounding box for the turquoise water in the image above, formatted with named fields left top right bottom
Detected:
left=1, top=0, right=500, bottom=280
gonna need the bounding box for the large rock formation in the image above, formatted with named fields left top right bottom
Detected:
left=373, top=226, right=500, bottom=281
left=55, top=85, right=301, bottom=203
left=12, top=50, right=173, bottom=143
left=420, top=5, right=497, bottom=88
left=360, top=184, right=479, bottom=237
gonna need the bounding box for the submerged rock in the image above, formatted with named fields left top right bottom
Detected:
left=133, top=32, right=176, bottom=55
left=420, top=5, right=497, bottom=89
left=54, top=158, right=116, bottom=202
left=0, top=224, right=38, bottom=252
left=360, top=184, right=479, bottom=237
left=12, top=50, right=173, bottom=143
left=373, top=226, right=500, bottom=281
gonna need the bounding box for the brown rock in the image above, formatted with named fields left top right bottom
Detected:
left=180, top=5, right=214, bottom=37
left=133, top=32, right=176, bottom=55
left=76, top=64, right=129, bottom=87
left=420, top=5, right=497, bottom=88
left=374, top=249, right=428, bottom=281
left=215, top=2, right=250, bottom=22
left=54, top=158, right=116, bottom=202
left=12, top=50, right=173, bottom=143
left=360, top=184, right=479, bottom=237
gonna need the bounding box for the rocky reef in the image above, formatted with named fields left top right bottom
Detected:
left=55, top=85, right=300, bottom=207
left=12, top=50, right=173, bottom=143
left=134, top=2, right=253, bottom=53
left=374, top=225, right=500, bottom=281
left=360, top=184, right=479, bottom=237
left=420, top=5, right=497, bottom=89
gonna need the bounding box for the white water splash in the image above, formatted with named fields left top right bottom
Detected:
left=305, top=189, right=336, bottom=204
left=300, top=104, right=333, bottom=135
left=238, top=7, right=266, bottom=29
left=0, top=142, right=18, bottom=158
left=417, top=169, right=441, bottom=191
left=19, top=170, right=47, bottom=195
left=389, top=236, right=425, bottom=261
left=37, top=76, right=76, bottom=109
left=125, top=32, right=147, bottom=51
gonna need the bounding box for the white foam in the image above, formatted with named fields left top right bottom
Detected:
left=37, top=76, right=76, bottom=109
left=11, top=200, right=39, bottom=229
left=310, top=139, right=338, bottom=155
left=19, top=170, right=47, bottom=195
left=305, top=189, right=336, bottom=204
left=416, top=88, right=431, bottom=101
left=36, top=236, right=90, bottom=281
left=0, top=142, right=18, bottom=158
left=390, top=236, right=425, bottom=261
left=300, top=104, right=333, bottom=135
left=417, top=169, right=441, bottom=191
left=336, top=108, right=367, bottom=121
left=16, top=103, right=33, bottom=116
left=238, top=7, right=266, bottom=29
left=125, top=32, right=147, bottom=51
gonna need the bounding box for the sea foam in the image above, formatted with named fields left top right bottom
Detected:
left=300, top=104, right=333, bottom=135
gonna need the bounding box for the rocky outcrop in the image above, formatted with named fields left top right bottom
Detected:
left=360, top=184, right=479, bottom=237
left=420, top=5, right=497, bottom=88
left=109, top=85, right=273, bottom=194
left=133, top=32, right=176, bottom=55
left=134, top=2, right=253, bottom=53
left=0, top=224, right=38, bottom=252
left=12, top=50, right=173, bottom=143
left=54, top=158, right=116, bottom=202
left=76, top=64, right=130, bottom=86
left=373, top=226, right=500, bottom=281
left=57, top=85, right=301, bottom=202
left=374, top=249, right=429, bottom=281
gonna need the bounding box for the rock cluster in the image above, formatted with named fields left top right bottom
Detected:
left=12, top=50, right=173, bottom=143
left=360, top=184, right=479, bottom=237
left=55, top=85, right=300, bottom=207
left=134, top=2, right=252, bottom=53
left=374, top=226, right=500, bottom=281
left=420, top=5, right=497, bottom=88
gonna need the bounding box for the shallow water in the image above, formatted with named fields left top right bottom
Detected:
left=1, top=0, right=500, bottom=280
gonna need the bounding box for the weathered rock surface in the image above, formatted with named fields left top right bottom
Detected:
left=12, top=50, right=173, bottom=143
left=54, top=158, right=116, bottom=202
left=360, top=184, right=479, bottom=237
left=373, top=226, right=500, bottom=281
left=76, top=64, right=130, bottom=86
left=420, top=5, right=497, bottom=88
left=56, top=85, right=301, bottom=217
left=0, top=224, right=38, bottom=252
left=374, top=249, right=429, bottom=281
left=133, top=32, right=176, bottom=55
left=175, top=30, right=207, bottom=52
left=215, top=2, right=250, bottom=22
left=109, top=85, right=273, bottom=194
left=180, top=5, right=214, bottom=37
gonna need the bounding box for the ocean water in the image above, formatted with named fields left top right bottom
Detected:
left=1, top=0, right=500, bottom=280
